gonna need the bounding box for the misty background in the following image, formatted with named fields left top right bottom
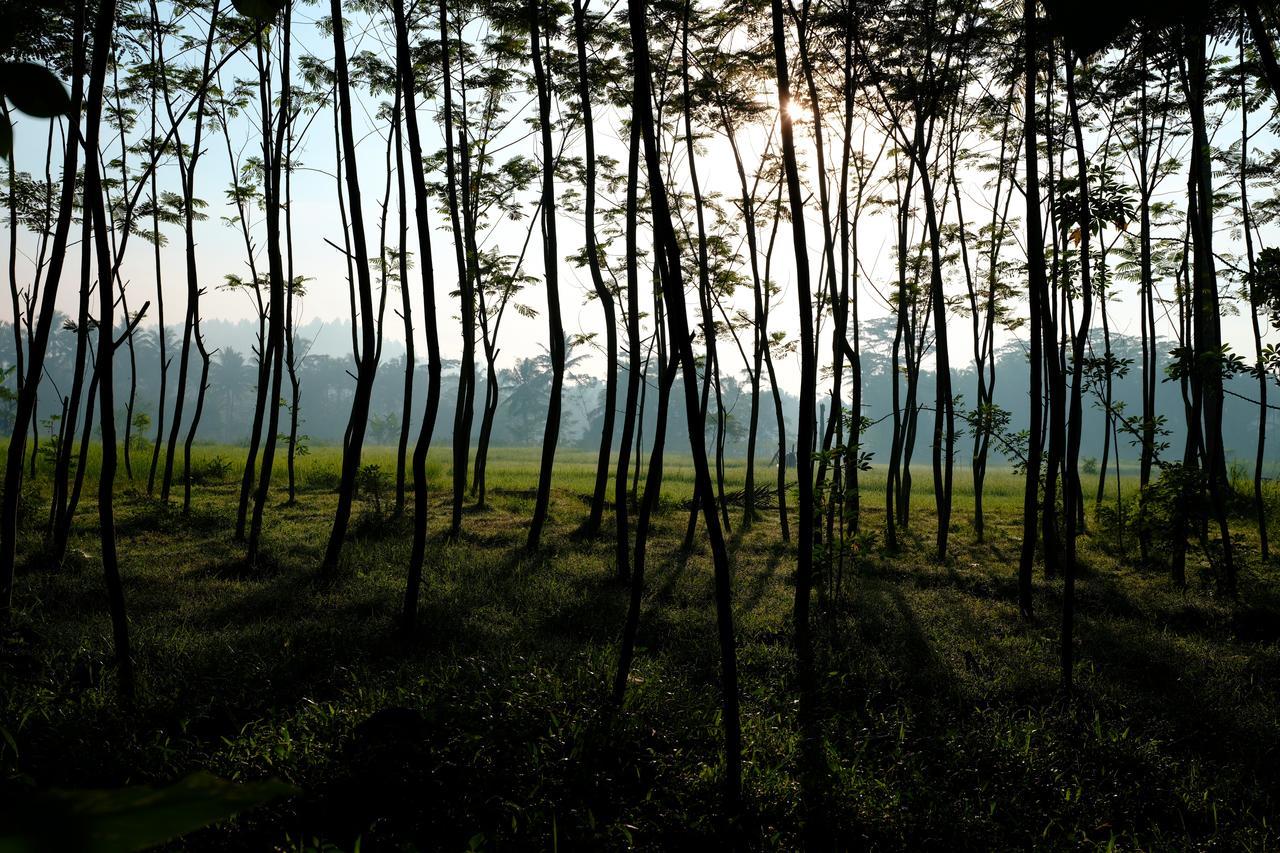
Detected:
left=4, top=313, right=1276, bottom=471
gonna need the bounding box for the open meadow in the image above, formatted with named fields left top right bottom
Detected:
left=2, top=446, right=1279, bottom=849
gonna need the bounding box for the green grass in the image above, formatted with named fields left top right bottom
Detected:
left=2, top=444, right=1279, bottom=849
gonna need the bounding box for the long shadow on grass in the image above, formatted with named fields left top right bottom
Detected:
left=738, top=541, right=787, bottom=614
left=1071, top=569, right=1280, bottom=742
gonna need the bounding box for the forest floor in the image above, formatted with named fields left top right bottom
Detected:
left=2, top=446, right=1280, bottom=850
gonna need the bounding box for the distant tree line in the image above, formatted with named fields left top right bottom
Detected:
left=2, top=317, right=1276, bottom=467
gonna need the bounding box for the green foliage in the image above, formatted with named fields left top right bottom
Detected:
left=129, top=412, right=151, bottom=453
left=185, top=454, right=233, bottom=485
left=1164, top=344, right=1247, bottom=385
left=1128, top=463, right=1205, bottom=562
left=356, top=464, right=387, bottom=515
left=958, top=402, right=1028, bottom=474
left=1247, top=247, right=1280, bottom=332
left=0, top=772, right=293, bottom=852
left=35, top=413, right=61, bottom=467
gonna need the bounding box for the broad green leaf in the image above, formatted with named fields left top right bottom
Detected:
left=0, top=62, right=72, bottom=118
left=0, top=771, right=296, bottom=853
left=231, top=0, right=287, bottom=21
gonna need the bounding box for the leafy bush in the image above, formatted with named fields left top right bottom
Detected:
left=356, top=464, right=387, bottom=515
left=185, top=455, right=233, bottom=486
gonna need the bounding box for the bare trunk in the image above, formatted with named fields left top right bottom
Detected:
left=247, top=14, right=292, bottom=565
left=397, top=0, right=443, bottom=634
left=1018, top=0, right=1044, bottom=619
left=442, top=0, right=476, bottom=539
left=159, top=0, right=219, bottom=504
left=773, top=0, right=820, bottom=825
left=394, top=101, right=412, bottom=517
left=526, top=0, right=564, bottom=551
left=84, top=0, right=134, bottom=699
left=613, top=352, right=676, bottom=703
left=614, top=119, right=642, bottom=583
left=0, top=8, right=85, bottom=618
left=320, top=0, right=381, bottom=573
left=631, top=0, right=741, bottom=801
left=575, top=0, right=618, bottom=538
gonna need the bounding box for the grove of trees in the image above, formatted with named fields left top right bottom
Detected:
left=3, top=0, right=1280, bottom=822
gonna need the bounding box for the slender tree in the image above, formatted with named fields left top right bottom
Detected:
left=614, top=118, right=642, bottom=582
left=246, top=1, right=292, bottom=565
left=0, top=6, right=84, bottom=620
left=574, top=0, right=619, bottom=539
left=525, top=0, right=565, bottom=551
left=772, top=0, right=822, bottom=825
left=159, top=0, right=220, bottom=503
left=441, top=0, right=476, bottom=539
left=399, top=0, right=443, bottom=634
left=320, top=0, right=381, bottom=573
left=1017, top=0, right=1046, bottom=619
left=629, top=0, right=741, bottom=802
left=82, top=0, right=135, bottom=699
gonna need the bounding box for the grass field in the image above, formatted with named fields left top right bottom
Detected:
left=3, top=445, right=1279, bottom=849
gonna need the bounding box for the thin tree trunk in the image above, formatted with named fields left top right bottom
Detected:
left=574, top=0, right=618, bottom=538
left=121, top=289, right=139, bottom=480
left=320, top=0, right=380, bottom=573
left=182, top=328, right=212, bottom=515
left=49, top=213, right=93, bottom=562
left=83, top=0, right=134, bottom=699
left=912, top=121, right=954, bottom=562
left=630, top=0, right=741, bottom=802
left=1185, top=21, right=1235, bottom=596
left=613, top=351, right=677, bottom=703
left=1062, top=52, right=1094, bottom=693
left=247, top=12, right=291, bottom=565
left=727, top=126, right=763, bottom=528
left=761, top=183, right=790, bottom=543
left=397, top=0, right=443, bottom=635
left=1241, top=19, right=1269, bottom=560
left=145, top=41, right=168, bottom=496
left=614, top=120, right=642, bottom=582
left=0, top=7, right=85, bottom=618
left=1041, top=77, right=1065, bottom=580
left=886, top=155, right=915, bottom=549
left=394, top=98, right=413, bottom=518
left=679, top=0, right=719, bottom=552
left=284, top=96, right=301, bottom=505
left=1136, top=37, right=1161, bottom=564
left=472, top=348, right=497, bottom=506
left=442, top=0, right=476, bottom=539
left=772, top=0, right=820, bottom=827
left=1018, top=0, right=1044, bottom=619
left=159, top=0, right=219, bottom=504
left=526, top=0, right=564, bottom=551
left=1096, top=243, right=1114, bottom=513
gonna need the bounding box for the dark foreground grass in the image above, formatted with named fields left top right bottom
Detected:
left=2, top=446, right=1280, bottom=850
